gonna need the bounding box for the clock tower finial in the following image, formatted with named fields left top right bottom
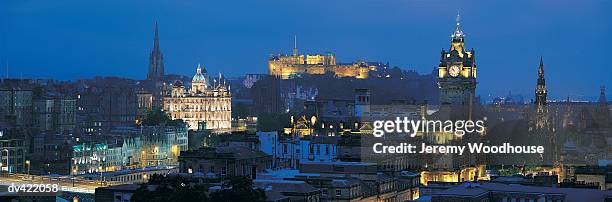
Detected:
left=456, top=10, right=460, bottom=26
left=452, top=11, right=464, bottom=40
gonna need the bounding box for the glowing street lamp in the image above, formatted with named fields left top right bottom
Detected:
left=72, top=169, right=77, bottom=187
left=25, top=160, right=30, bottom=175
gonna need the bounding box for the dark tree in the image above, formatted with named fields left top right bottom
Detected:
left=141, top=107, right=183, bottom=126
left=256, top=113, right=290, bottom=132
left=131, top=174, right=210, bottom=202
left=131, top=175, right=265, bottom=202
left=210, top=176, right=266, bottom=202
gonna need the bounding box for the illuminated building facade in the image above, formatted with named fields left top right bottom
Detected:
left=437, top=13, right=477, bottom=105
left=71, top=124, right=188, bottom=175
left=0, top=135, right=27, bottom=174
left=163, top=64, right=232, bottom=131
left=268, top=38, right=377, bottom=79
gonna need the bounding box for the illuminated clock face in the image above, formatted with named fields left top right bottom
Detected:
left=449, top=65, right=460, bottom=77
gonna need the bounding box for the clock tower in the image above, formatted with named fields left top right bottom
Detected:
left=437, top=13, right=477, bottom=105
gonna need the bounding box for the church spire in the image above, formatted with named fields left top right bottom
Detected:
left=153, top=21, right=160, bottom=52
left=147, top=21, right=164, bottom=80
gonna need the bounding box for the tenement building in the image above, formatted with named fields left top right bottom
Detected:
left=268, top=37, right=378, bottom=79
left=163, top=64, right=231, bottom=131
left=178, top=146, right=272, bottom=178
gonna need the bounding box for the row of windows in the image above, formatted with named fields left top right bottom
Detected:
left=1, top=141, right=24, bottom=147
left=282, top=143, right=335, bottom=155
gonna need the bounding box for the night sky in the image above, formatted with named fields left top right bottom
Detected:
left=1, top=0, right=610, bottom=101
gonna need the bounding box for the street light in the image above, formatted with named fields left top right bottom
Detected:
left=99, top=166, right=103, bottom=185
left=72, top=169, right=77, bottom=187
left=25, top=160, right=30, bottom=175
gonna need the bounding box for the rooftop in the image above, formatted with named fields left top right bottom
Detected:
left=433, top=182, right=612, bottom=202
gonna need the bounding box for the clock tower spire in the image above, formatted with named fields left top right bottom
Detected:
left=437, top=13, right=477, bottom=105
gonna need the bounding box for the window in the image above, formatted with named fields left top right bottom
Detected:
left=335, top=189, right=341, bottom=197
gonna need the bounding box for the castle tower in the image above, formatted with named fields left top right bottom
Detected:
left=147, top=21, right=164, bottom=80
left=437, top=13, right=477, bottom=106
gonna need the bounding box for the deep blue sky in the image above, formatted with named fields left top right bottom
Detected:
left=1, top=0, right=610, bottom=100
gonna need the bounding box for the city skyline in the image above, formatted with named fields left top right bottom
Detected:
left=1, top=0, right=611, bottom=100
left=0, top=2, right=610, bottom=200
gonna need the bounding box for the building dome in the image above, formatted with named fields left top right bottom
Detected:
left=192, top=64, right=208, bottom=83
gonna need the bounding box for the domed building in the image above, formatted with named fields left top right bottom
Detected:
left=163, top=64, right=231, bottom=131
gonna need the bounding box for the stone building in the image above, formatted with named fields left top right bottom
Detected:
left=178, top=146, right=272, bottom=179
left=75, top=77, right=140, bottom=134
left=0, top=80, right=33, bottom=127
left=33, top=96, right=76, bottom=133
left=0, top=132, right=27, bottom=174
left=163, top=64, right=232, bottom=131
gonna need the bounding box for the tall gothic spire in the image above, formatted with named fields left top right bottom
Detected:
left=535, top=56, right=547, bottom=106
left=538, top=56, right=544, bottom=80
left=147, top=21, right=164, bottom=80
left=153, top=21, right=160, bottom=52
